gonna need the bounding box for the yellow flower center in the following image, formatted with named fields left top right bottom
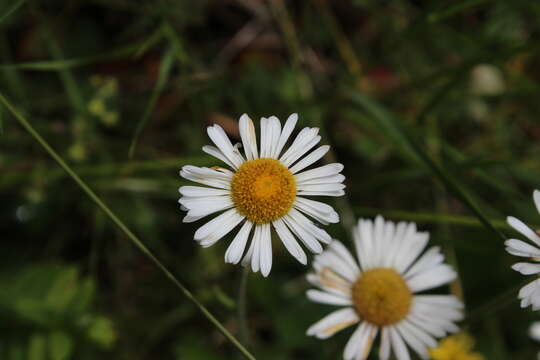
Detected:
left=351, top=268, right=412, bottom=326
left=429, top=334, right=485, bottom=360
left=231, top=158, right=296, bottom=224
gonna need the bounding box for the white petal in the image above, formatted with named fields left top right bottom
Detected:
left=259, top=223, right=272, bottom=277
left=241, top=229, right=256, bottom=267
left=395, top=322, right=429, bottom=359
left=399, top=319, right=438, bottom=348
left=239, top=114, right=258, bottom=160
left=296, top=174, right=345, bottom=186
left=198, top=212, right=245, bottom=248
left=389, top=326, right=411, bottom=360
left=297, top=190, right=345, bottom=197
left=268, top=116, right=282, bottom=159
left=356, top=218, right=375, bottom=270
left=404, top=246, right=443, bottom=279
left=307, top=270, right=351, bottom=298
left=413, top=295, right=463, bottom=310
left=179, top=186, right=230, bottom=197
left=505, top=238, right=540, bottom=258
left=296, top=183, right=346, bottom=192
left=534, top=190, right=540, bottom=215
left=179, top=195, right=232, bottom=209
left=328, top=241, right=361, bottom=276
left=202, top=145, right=236, bottom=169
left=395, top=232, right=430, bottom=274
left=272, top=218, right=307, bottom=265
left=295, top=163, right=344, bottom=183
left=194, top=208, right=241, bottom=241
left=407, top=314, right=445, bottom=338
left=251, top=225, right=262, bottom=273
left=314, top=249, right=358, bottom=283
left=207, top=125, right=244, bottom=169
left=259, top=117, right=270, bottom=158
left=283, top=214, right=323, bottom=254
left=344, top=322, right=377, bottom=360
left=184, top=199, right=234, bottom=220
left=294, top=197, right=339, bottom=225
left=507, top=216, right=540, bottom=247
left=513, top=262, right=540, bottom=275
left=306, top=289, right=351, bottom=306
left=183, top=214, right=207, bottom=223
left=283, top=136, right=321, bottom=168
left=274, top=113, right=297, bottom=159
left=225, top=221, right=254, bottom=264
left=289, top=145, right=330, bottom=174
left=412, top=300, right=463, bottom=323
left=519, top=279, right=540, bottom=311
left=306, top=307, right=358, bottom=339
left=406, top=264, right=456, bottom=292
left=180, top=165, right=232, bottom=189
left=289, top=209, right=332, bottom=244
left=379, top=327, right=391, bottom=360
left=280, top=127, right=319, bottom=166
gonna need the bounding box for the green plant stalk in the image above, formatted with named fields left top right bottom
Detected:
left=349, top=93, right=507, bottom=242
left=0, top=93, right=256, bottom=360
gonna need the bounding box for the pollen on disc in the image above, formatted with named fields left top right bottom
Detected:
left=351, top=268, right=412, bottom=326
left=231, top=158, right=296, bottom=224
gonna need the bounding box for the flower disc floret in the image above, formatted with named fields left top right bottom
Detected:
left=231, top=158, right=296, bottom=224
left=352, top=268, right=412, bottom=326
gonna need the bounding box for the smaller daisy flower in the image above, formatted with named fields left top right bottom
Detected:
left=504, top=190, right=540, bottom=310
left=429, top=333, right=484, bottom=360
left=306, top=216, right=463, bottom=360
left=179, top=114, right=345, bottom=277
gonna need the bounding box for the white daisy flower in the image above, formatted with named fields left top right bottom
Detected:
left=179, top=114, right=345, bottom=277
left=504, top=190, right=540, bottom=310
left=306, top=216, right=463, bottom=360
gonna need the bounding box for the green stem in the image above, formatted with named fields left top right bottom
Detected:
left=0, top=93, right=256, bottom=360
left=237, top=266, right=250, bottom=345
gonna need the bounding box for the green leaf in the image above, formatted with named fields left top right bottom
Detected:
left=28, top=334, right=47, bottom=360
left=48, top=332, right=73, bottom=360
left=45, top=267, right=79, bottom=312
left=87, top=316, right=116, bottom=349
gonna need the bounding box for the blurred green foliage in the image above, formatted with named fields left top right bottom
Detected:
left=2, top=0, right=540, bottom=359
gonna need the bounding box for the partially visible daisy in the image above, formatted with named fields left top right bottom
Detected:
left=179, top=114, right=345, bottom=277
left=429, top=333, right=484, bottom=360
left=306, top=216, right=463, bottom=360
left=529, top=322, right=540, bottom=360
left=504, top=190, right=540, bottom=310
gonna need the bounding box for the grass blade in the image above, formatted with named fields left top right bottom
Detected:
left=0, top=0, right=26, bottom=24
left=349, top=92, right=507, bottom=242
left=128, top=47, right=175, bottom=158
left=0, top=40, right=152, bottom=71
left=0, top=93, right=256, bottom=360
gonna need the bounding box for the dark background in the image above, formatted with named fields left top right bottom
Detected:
left=1, top=0, right=540, bottom=358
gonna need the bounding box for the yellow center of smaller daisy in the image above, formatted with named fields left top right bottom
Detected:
left=351, top=268, right=412, bottom=326
left=231, top=158, right=296, bottom=224
left=429, top=334, right=485, bottom=360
